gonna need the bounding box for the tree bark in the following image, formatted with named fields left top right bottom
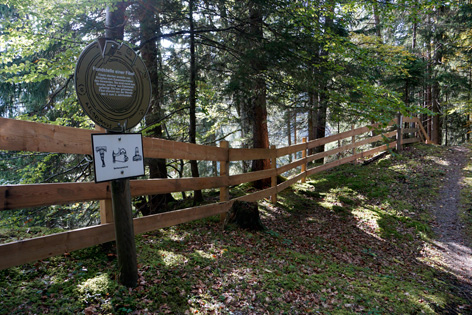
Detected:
left=224, top=201, right=265, bottom=231
left=189, top=0, right=203, bottom=203
left=308, top=92, right=316, bottom=156
left=372, top=1, right=381, bottom=39
left=432, top=82, right=441, bottom=144
left=248, top=2, right=270, bottom=189
left=138, top=0, right=174, bottom=214
left=105, top=3, right=127, bottom=40
left=314, top=91, right=327, bottom=164
left=287, top=110, right=292, bottom=163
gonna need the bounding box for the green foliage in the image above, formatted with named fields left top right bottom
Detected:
left=2, top=0, right=472, bottom=234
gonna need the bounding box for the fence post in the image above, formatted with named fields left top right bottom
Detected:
left=95, top=125, right=114, bottom=224
left=219, top=141, right=230, bottom=223
left=397, top=113, right=403, bottom=152
left=270, top=145, right=278, bottom=204
left=99, top=199, right=113, bottom=224
left=351, top=125, right=356, bottom=156
left=301, top=138, right=307, bottom=183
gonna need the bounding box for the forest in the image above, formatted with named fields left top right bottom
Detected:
left=1, top=0, right=472, bottom=229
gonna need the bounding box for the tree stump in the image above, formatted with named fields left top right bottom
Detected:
left=224, top=201, right=266, bottom=231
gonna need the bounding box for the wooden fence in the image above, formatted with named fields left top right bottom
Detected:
left=0, top=116, right=429, bottom=269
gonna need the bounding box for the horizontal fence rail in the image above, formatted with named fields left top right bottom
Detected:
left=0, top=116, right=428, bottom=269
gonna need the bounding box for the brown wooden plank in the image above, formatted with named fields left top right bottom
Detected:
left=219, top=141, right=230, bottom=222
left=228, top=169, right=276, bottom=186
left=276, top=143, right=307, bottom=158
left=143, top=137, right=226, bottom=161
left=1, top=173, right=268, bottom=211
left=306, top=123, right=384, bottom=151
left=402, top=138, right=419, bottom=144
left=229, top=148, right=272, bottom=161
left=130, top=176, right=227, bottom=196
left=99, top=199, right=113, bottom=224
left=307, top=155, right=357, bottom=176
left=0, top=201, right=233, bottom=269
left=306, top=142, right=394, bottom=177
left=277, top=158, right=306, bottom=175
left=402, top=117, right=417, bottom=123
left=414, top=118, right=431, bottom=143
left=402, top=128, right=418, bottom=134
left=0, top=118, right=228, bottom=161
left=0, top=117, right=93, bottom=154
left=1, top=182, right=109, bottom=211
left=276, top=121, right=392, bottom=157
left=300, top=139, right=307, bottom=184
left=277, top=172, right=305, bottom=192
left=0, top=223, right=115, bottom=270
left=236, top=187, right=276, bottom=203
left=1, top=176, right=233, bottom=211
left=306, top=131, right=396, bottom=164
left=133, top=202, right=231, bottom=234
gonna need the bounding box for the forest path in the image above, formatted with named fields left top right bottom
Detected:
left=431, top=146, right=472, bottom=289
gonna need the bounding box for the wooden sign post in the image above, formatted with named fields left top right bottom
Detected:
left=74, top=3, right=151, bottom=288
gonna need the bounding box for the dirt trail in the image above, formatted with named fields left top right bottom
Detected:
left=432, top=146, right=472, bottom=287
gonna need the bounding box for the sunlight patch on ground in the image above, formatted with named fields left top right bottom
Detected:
left=194, top=249, right=218, bottom=261
left=417, top=240, right=449, bottom=273
left=77, top=273, right=115, bottom=311
left=158, top=250, right=188, bottom=267
left=352, top=208, right=383, bottom=240
left=424, top=155, right=449, bottom=166
left=162, top=227, right=189, bottom=242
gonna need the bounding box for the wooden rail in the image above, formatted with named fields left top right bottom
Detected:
left=0, top=116, right=426, bottom=269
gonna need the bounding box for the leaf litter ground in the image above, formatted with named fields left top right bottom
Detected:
left=1, top=143, right=472, bottom=314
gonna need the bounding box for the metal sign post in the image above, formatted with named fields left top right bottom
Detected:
left=75, top=8, right=151, bottom=287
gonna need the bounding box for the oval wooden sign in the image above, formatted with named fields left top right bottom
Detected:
left=75, top=40, right=151, bottom=131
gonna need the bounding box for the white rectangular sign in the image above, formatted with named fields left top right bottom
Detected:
left=92, top=133, right=145, bottom=183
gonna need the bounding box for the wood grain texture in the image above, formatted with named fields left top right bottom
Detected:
left=0, top=202, right=233, bottom=270
left=306, top=131, right=396, bottom=164
left=229, top=148, right=271, bottom=161
left=228, top=169, right=276, bottom=186
left=306, top=142, right=394, bottom=177
left=1, top=182, right=109, bottom=210
left=0, top=117, right=93, bottom=154
left=143, top=137, right=226, bottom=161
left=402, top=138, right=419, bottom=144
left=0, top=224, right=115, bottom=270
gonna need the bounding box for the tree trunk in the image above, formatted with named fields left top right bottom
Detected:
left=287, top=110, right=292, bottom=163
left=138, top=1, right=174, bottom=214
left=313, top=2, right=333, bottom=164
left=373, top=2, right=381, bottom=39
left=468, top=69, right=471, bottom=142
left=432, top=82, right=441, bottom=144
left=314, top=91, right=327, bottom=164
left=248, top=2, right=270, bottom=189
left=189, top=0, right=203, bottom=203
left=308, top=92, right=316, bottom=156
left=224, top=201, right=265, bottom=231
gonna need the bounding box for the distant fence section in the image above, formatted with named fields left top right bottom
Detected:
left=0, top=116, right=429, bottom=269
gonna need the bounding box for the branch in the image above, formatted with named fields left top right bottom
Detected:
left=46, top=74, right=74, bottom=109
left=135, top=24, right=245, bottom=51
left=138, top=106, right=190, bottom=133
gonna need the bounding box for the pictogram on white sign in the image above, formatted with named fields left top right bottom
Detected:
left=92, top=133, right=145, bottom=183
